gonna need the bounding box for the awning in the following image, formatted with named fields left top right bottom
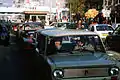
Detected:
left=24, top=11, right=48, bottom=15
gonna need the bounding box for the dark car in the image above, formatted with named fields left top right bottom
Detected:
left=34, top=29, right=120, bottom=80
left=17, top=22, right=44, bottom=50
left=105, top=26, right=120, bottom=52
left=0, top=23, right=10, bottom=46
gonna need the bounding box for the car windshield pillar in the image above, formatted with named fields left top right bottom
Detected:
left=44, top=36, right=48, bottom=57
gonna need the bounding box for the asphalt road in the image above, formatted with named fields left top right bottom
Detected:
left=0, top=34, right=52, bottom=80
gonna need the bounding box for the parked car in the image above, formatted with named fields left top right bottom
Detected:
left=44, top=22, right=77, bottom=29
left=34, top=29, right=120, bottom=80
left=105, top=25, right=120, bottom=52
left=88, top=24, right=114, bottom=41
left=17, top=22, right=44, bottom=50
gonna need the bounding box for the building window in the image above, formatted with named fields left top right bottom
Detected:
left=104, top=0, right=107, bottom=5
left=32, top=16, right=36, bottom=22
left=115, top=0, right=118, bottom=4
left=25, top=14, right=30, bottom=21
left=38, top=16, right=45, bottom=20
left=108, top=0, right=112, bottom=5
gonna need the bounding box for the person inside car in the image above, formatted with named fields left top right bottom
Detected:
left=54, top=40, right=62, bottom=51
left=73, top=37, right=86, bottom=50
left=47, top=38, right=63, bottom=55
left=74, top=40, right=85, bottom=50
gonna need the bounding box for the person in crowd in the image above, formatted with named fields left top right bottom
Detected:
left=41, top=19, right=46, bottom=26
left=47, top=38, right=62, bottom=55
left=74, top=39, right=85, bottom=50
left=76, top=20, right=84, bottom=30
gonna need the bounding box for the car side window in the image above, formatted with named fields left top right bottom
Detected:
left=37, top=34, right=46, bottom=54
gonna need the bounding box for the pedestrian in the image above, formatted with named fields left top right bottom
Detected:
left=76, top=20, right=84, bottom=30
left=41, top=19, right=46, bottom=26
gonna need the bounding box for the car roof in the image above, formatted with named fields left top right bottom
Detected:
left=37, top=29, right=98, bottom=37
left=24, top=22, right=42, bottom=24
left=90, top=24, right=111, bottom=26
left=56, top=21, right=71, bottom=23
left=57, top=22, right=71, bottom=23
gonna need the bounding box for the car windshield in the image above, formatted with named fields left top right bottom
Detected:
left=96, top=26, right=113, bottom=31
left=24, top=22, right=43, bottom=28
left=57, top=23, right=70, bottom=27
left=47, top=35, right=105, bottom=55
left=57, top=22, right=77, bottom=29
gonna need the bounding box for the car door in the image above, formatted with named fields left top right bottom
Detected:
left=108, top=27, right=120, bottom=50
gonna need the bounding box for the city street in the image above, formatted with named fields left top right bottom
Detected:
left=0, top=34, right=51, bottom=80
left=0, top=0, right=120, bottom=80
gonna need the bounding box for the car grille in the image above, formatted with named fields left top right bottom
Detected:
left=64, top=67, right=109, bottom=78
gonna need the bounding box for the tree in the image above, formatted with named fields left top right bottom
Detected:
left=67, top=0, right=85, bottom=16
left=84, top=0, right=103, bottom=11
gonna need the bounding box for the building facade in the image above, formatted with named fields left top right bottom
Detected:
left=103, top=0, right=120, bottom=23
left=0, top=0, right=13, bottom=7
left=0, top=0, right=69, bottom=23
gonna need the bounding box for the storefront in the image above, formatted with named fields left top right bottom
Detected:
left=24, top=11, right=49, bottom=22
left=0, top=7, right=24, bottom=22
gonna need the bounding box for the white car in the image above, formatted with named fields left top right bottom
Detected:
left=88, top=24, right=114, bottom=40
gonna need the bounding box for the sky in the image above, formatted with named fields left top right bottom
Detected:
left=0, top=0, right=64, bottom=8
left=0, top=0, right=13, bottom=7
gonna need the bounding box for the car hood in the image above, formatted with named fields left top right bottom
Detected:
left=47, top=52, right=116, bottom=68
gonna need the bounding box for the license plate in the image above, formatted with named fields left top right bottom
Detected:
left=102, top=33, right=108, bottom=36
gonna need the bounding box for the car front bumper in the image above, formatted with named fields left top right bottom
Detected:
left=62, top=76, right=116, bottom=80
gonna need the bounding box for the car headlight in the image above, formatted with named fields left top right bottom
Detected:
left=53, top=69, right=64, bottom=79
left=109, top=67, right=119, bottom=76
